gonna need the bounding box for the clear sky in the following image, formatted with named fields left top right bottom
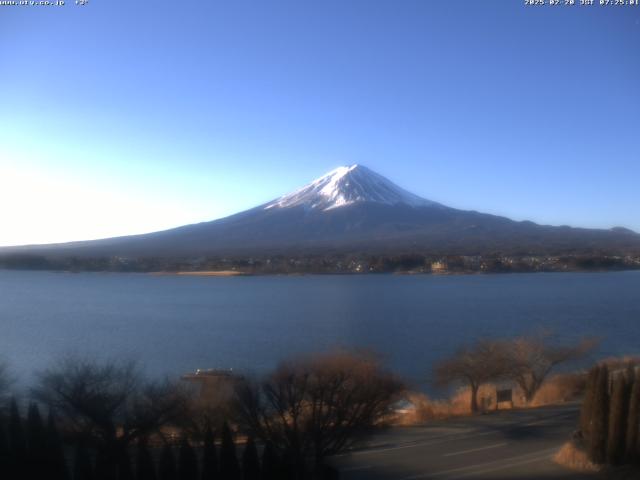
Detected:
left=1, top=0, right=639, bottom=246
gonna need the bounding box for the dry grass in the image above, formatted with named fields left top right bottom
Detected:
left=598, top=356, right=640, bottom=371
left=394, top=393, right=451, bottom=424
left=395, top=373, right=587, bottom=425
left=397, top=384, right=515, bottom=424
left=552, top=443, right=640, bottom=479
left=553, top=441, right=601, bottom=473
left=530, top=372, right=587, bottom=407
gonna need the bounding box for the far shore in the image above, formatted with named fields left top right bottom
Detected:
left=152, top=270, right=249, bottom=277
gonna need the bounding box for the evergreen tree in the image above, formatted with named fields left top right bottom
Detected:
left=201, top=427, right=218, bottom=480
left=589, top=365, right=610, bottom=464
left=580, top=366, right=599, bottom=438
left=159, top=444, right=177, bottom=480
left=260, top=442, right=279, bottom=480
left=0, top=414, right=10, bottom=480
left=46, top=410, right=70, bottom=480
left=26, top=403, right=47, bottom=480
left=278, top=448, right=296, bottom=480
left=219, top=423, right=240, bottom=480
left=626, top=370, right=640, bottom=464
left=241, top=437, right=260, bottom=480
left=118, top=449, right=135, bottom=480
left=8, top=399, right=26, bottom=460
left=8, top=399, right=26, bottom=480
left=95, top=448, right=117, bottom=480
left=136, top=440, right=157, bottom=480
left=178, top=437, right=198, bottom=480
left=607, top=374, right=629, bottom=465
left=73, top=443, right=94, bottom=480
left=27, top=403, right=46, bottom=452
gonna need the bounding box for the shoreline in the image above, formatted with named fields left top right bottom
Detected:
left=150, top=268, right=640, bottom=277
left=152, top=270, right=248, bottom=277
left=1, top=267, right=640, bottom=277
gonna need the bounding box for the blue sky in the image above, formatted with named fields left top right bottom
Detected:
left=1, top=1, right=639, bottom=245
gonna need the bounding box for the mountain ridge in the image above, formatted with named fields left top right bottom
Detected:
left=1, top=165, right=639, bottom=261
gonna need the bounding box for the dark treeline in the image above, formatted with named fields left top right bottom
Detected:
left=1, top=252, right=639, bottom=274
left=0, top=400, right=68, bottom=480
left=0, top=403, right=288, bottom=480
left=579, top=362, right=640, bottom=466
left=0, top=351, right=404, bottom=480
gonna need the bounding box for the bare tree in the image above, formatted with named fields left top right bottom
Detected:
left=434, top=340, right=508, bottom=413
left=176, top=374, right=240, bottom=439
left=504, top=334, right=597, bottom=403
left=234, top=351, right=404, bottom=473
left=0, top=361, right=11, bottom=405
left=32, top=356, right=188, bottom=474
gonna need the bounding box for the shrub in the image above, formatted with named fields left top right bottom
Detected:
left=553, top=441, right=601, bottom=472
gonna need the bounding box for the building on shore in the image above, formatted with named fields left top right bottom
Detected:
left=430, top=260, right=448, bottom=274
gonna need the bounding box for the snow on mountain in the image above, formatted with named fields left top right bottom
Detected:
left=264, top=164, right=440, bottom=211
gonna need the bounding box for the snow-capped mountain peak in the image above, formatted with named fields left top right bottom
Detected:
left=264, top=164, right=439, bottom=211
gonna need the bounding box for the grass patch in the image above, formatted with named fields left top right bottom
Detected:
left=553, top=441, right=600, bottom=473
left=396, top=373, right=587, bottom=425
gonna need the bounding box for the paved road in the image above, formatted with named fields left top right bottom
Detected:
left=331, top=403, right=594, bottom=480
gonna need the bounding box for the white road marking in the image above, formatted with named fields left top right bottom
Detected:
left=522, top=413, right=575, bottom=427
left=452, top=451, right=557, bottom=478
left=344, top=430, right=496, bottom=456
left=341, top=407, right=578, bottom=458
left=341, top=465, right=376, bottom=472
left=401, top=447, right=559, bottom=479
left=442, top=442, right=508, bottom=457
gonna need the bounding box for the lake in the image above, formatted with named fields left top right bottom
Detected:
left=1, top=270, right=639, bottom=392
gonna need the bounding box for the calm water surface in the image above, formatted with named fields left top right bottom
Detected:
left=1, top=270, right=639, bottom=390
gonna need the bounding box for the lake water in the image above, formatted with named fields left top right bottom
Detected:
left=1, top=270, right=639, bottom=391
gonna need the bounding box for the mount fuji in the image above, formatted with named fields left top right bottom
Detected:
left=3, top=165, right=639, bottom=260
left=263, top=165, right=440, bottom=211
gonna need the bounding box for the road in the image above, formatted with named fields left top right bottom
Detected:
left=331, top=403, right=594, bottom=480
